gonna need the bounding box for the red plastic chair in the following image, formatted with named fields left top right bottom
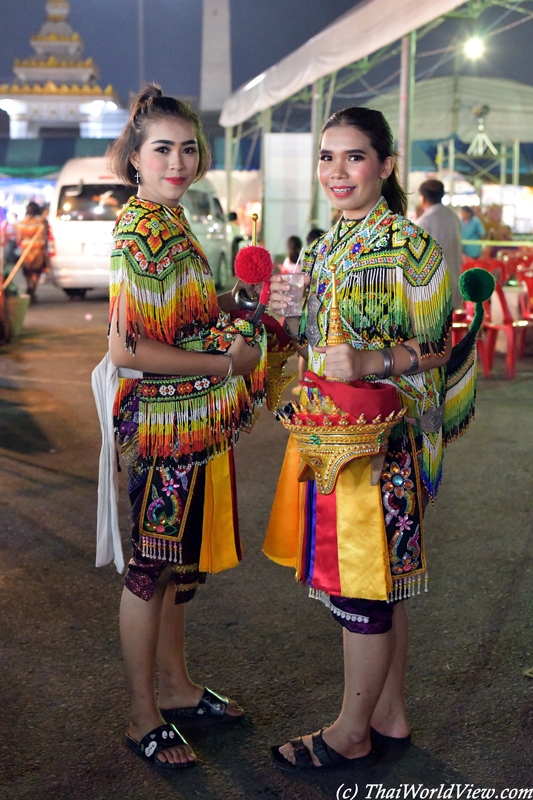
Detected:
left=483, top=281, right=530, bottom=379
left=451, top=308, right=468, bottom=347
left=519, top=271, right=533, bottom=320
left=461, top=257, right=507, bottom=284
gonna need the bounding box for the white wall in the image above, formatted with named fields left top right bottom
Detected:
left=263, top=132, right=330, bottom=257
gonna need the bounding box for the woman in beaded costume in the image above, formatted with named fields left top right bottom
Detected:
left=104, top=86, right=264, bottom=769
left=267, top=108, right=452, bottom=771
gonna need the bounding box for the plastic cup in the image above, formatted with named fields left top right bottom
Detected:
left=281, top=272, right=305, bottom=316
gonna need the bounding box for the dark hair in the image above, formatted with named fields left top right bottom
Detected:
left=461, top=205, right=474, bottom=217
left=26, top=201, right=41, bottom=217
left=107, top=83, right=211, bottom=186
left=287, top=235, right=303, bottom=262
left=307, top=227, right=325, bottom=245
left=419, top=179, right=445, bottom=205
left=320, top=107, right=407, bottom=216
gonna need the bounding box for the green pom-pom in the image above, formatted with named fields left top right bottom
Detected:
left=459, top=267, right=495, bottom=303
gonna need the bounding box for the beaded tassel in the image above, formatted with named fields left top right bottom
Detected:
left=139, top=537, right=186, bottom=562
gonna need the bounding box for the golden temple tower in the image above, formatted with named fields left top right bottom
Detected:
left=0, top=1, right=125, bottom=139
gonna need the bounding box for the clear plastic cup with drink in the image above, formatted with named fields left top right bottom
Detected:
left=281, top=270, right=305, bottom=316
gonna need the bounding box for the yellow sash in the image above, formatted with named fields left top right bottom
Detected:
left=199, top=451, right=240, bottom=573
left=336, top=458, right=392, bottom=600
left=262, top=435, right=301, bottom=567
left=262, top=437, right=392, bottom=600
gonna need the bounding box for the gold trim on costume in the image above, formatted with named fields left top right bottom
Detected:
left=174, top=581, right=199, bottom=593
left=171, top=563, right=199, bottom=574
left=281, top=408, right=407, bottom=495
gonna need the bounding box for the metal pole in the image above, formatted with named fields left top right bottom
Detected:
left=500, top=144, right=507, bottom=201
left=323, top=72, right=337, bottom=124
left=451, top=50, right=461, bottom=135
left=260, top=107, right=272, bottom=246
left=310, top=78, right=324, bottom=227
left=233, top=123, right=243, bottom=169
left=398, top=31, right=416, bottom=190
left=224, top=125, right=233, bottom=269
left=437, top=141, right=444, bottom=181
left=512, top=139, right=520, bottom=186
left=224, top=125, right=233, bottom=217
left=448, top=138, right=455, bottom=205
left=138, top=0, right=145, bottom=88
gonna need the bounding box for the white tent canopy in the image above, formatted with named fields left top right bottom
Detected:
left=220, top=0, right=465, bottom=127
left=365, top=75, right=533, bottom=142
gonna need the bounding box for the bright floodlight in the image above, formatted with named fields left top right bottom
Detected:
left=465, top=37, right=484, bottom=59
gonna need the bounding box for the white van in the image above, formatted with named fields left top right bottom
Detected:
left=49, top=157, right=231, bottom=298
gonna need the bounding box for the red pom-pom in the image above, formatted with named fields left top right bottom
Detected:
left=234, top=245, right=273, bottom=284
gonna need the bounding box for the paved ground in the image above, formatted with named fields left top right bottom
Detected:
left=0, top=280, right=532, bottom=800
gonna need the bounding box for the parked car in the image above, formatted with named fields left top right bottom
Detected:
left=49, top=157, right=230, bottom=299
left=180, top=181, right=231, bottom=288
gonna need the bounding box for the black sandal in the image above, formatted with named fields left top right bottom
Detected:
left=370, top=727, right=411, bottom=758
left=125, top=723, right=196, bottom=770
left=270, top=729, right=376, bottom=772
left=161, top=687, right=243, bottom=723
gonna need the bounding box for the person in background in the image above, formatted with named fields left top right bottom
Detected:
left=482, top=204, right=511, bottom=257
left=289, top=228, right=326, bottom=390
left=16, top=202, right=47, bottom=303
left=280, top=235, right=303, bottom=274
left=417, top=179, right=463, bottom=308
left=306, top=228, right=325, bottom=246
left=459, top=207, right=484, bottom=259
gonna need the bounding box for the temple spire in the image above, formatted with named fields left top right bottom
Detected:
left=13, top=0, right=98, bottom=86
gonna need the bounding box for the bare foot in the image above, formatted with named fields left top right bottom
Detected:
left=158, top=683, right=244, bottom=718
left=128, top=716, right=196, bottom=765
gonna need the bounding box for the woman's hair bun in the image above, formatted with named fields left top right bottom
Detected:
left=130, top=82, right=164, bottom=120
left=108, top=83, right=211, bottom=185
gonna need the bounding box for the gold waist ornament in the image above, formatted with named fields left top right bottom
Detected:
left=278, top=408, right=407, bottom=495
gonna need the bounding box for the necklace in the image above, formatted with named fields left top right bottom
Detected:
left=305, top=197, right=392, bottom=347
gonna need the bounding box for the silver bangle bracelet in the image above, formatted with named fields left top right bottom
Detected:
left=282, top=317, right=300, bottom=340
left=225, top=353, right=234, bottom=380
left=377, top=347, right=394, bottom=379
left=401, top=344, right=419, bottom=375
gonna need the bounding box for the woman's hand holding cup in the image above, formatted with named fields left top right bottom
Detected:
left=269, top=272, right=310, bottom=317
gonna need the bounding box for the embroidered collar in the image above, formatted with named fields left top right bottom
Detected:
left=125, top=196, right=208, bottom=266
left=316, top=196, right=392, bottom=271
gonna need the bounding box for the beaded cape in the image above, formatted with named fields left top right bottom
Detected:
left=109, top=196, right=266, bottom=466
left=300, top=197, right=452, bottom=499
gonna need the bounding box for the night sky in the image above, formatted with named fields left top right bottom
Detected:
left=2, top=0, right=533, bottom=112
left=1, top=0, right=356, bottom=104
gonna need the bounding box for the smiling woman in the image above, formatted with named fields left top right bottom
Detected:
left=107, top=85, right=211, bottom=189
left=267, top=107, right=457, bottom=773
left=95, top=84, right=266, bottom=772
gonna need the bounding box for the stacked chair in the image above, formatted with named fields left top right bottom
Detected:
left=454, top=256, right=532, bottom=379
